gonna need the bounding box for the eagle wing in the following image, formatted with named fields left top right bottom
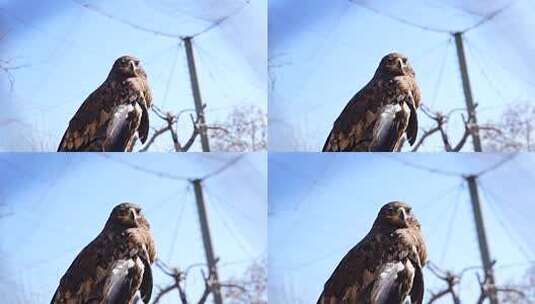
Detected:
left=323, top=75, right=420, bottom=152
left=139, top=256, right=153, bottom=303
left=367, top=261, right=411, bottom=304
left=50, top=235, right=108, bottom=303
left=385, top=225, right=426, bottom=304
left=137, top=71, right=152, bottom=145
left=323, top=82, right=380, bottom=152
left=318, top=226, right=426, bottom=304
left=317, top=233, right=380, bottom=303
left=103, top=103, right=142, bottom=152
left=410, top=260, right=424, bottom=304
left=58, top=78, right=150, bottom=152
left=366, top=258, right=423, bottom=304
left=369, top=103, right=406, bottom=152
left=51, top=227, right=156, bottom=304
left=103, top=255, right=152, bottom=304
left=57, top=87, right=110, bottom=152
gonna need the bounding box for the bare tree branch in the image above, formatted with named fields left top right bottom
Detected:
left=153, top=259, right=265, bottom=304
left=413, top=105, right=477, bottom=152
left=139, top=107, right=201, bottom=152
left=481, top=102, right=535, bottom=152
left=427, top=261, right=526, bottom=304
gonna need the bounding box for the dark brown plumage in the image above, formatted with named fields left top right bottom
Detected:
left=58, top=55, right=152, bottom=152
left=317, top=201, right=427, bottom=304
left=323, top=53, right=421, bottom=152
left=51, top=203, right=157, bottom=304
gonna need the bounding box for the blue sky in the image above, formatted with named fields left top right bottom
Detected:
left=269, top=153, right=535, bottom=303
left=268, top=0, right=535, bottom=151
left=0, top=152, right=267, bottom=303
left=0, top=0, right=266, bottom=151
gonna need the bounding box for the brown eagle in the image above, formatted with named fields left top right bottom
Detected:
left=317, top=201, right=427, bottom=304
left=58, top=55, right=152, bottom=152
left=323, top=53, right=421, bottom=152
left=51, top=202, right=157, bottom=304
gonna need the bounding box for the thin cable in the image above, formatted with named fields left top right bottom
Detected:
left=160, top=44, right=182, bottom=109
left=71, top=0, right=250, bottom=40
left=204, top=186, right=254, bottom=259
left=474, top=153, right=517, bottom=177
left=466, top=38, right=535, bottom=90
left=348, top=0, right=453, bottom=34
left=0, top=7, right=106, bottom=57
left=411, top=37, right=452, bottom=65
left=98, top=154, right=191, bottom=181
left=193, top=42, right=242, bottom=105
left=428, top=38, right=452, bottom=108
left=416, top=181, right=467, bottom=215
left=425, top=0, right=485, bottom=18
left=167, top=185, right=191, bottom=261
left=463, top=37, right=506, bottom=104
left=141, top=0, right=216, bottom=23
left=478, top=180, right=533, bottom=261
left=199, top=155, right=244, bottom=180
left=102, top=154, right=244, bottom=182
left=285, top=243, right=352, bottom=271
left=461, top=0, right=518, bottom=34
left=275, top=159, right=334, bottom=247
left=144, top=184, right=191, bottom=215
left=439, top=182, right=464, bottom=264
left=269, top=159, right=332, bottom=194
left=203, top=186, right=259, bottom=224
left=348, top=0, right=516, bottom=36
left=494, top=260, right=535, bottom=270
left=69, top=0, right=181, bottom=38
left=380, top=155, right=464, bottom=177
left=190, top=0, right=251, bottom=38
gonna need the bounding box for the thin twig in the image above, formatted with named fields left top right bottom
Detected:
left=139, top=106, right=201, bottom=152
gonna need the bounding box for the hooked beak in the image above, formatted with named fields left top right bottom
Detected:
left=130, top=61, right=136, bottom=73
left=397, top=58, right=405, bottom=72
left=130, top=209, right=140, bottom=225
left=400, top=208, right=410, bottom=227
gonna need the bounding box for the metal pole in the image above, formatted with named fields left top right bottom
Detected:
left=466, top=175, right=498, bottom=304
left=192, top=179, right=223, bottom=304
left=453, top=32, right=482, bottom=152
left=183, top=36, right=210, bottom=152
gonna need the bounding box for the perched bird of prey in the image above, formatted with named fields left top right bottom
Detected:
left=317, top=201, right=427, bottom=304
left=51, top=203, right=157, bottom=304
left=323, top=53, right=421, bottom=152
left=58, top=55, right=152, bottom=152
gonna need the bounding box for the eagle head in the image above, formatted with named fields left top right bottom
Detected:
left=107, top=202, right=149, bottom=229
left=110, top=55, right=145, bottom=79
left=375, top=201, right=414, bottom=229
left=376, top=52, right=415, bottom=78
